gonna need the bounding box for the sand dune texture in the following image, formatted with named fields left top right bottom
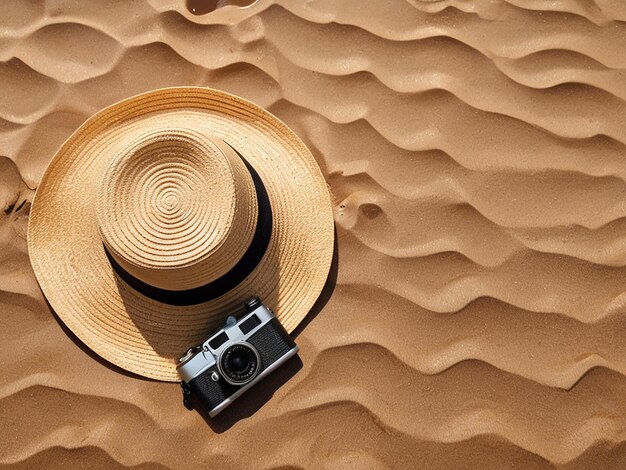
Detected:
left=2, top=0, right=626, bottom=468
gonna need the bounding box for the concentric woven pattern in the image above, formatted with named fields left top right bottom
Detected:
left=96, top=129, right=258, bottom=291
left=28, top=87, right=335, bottom=381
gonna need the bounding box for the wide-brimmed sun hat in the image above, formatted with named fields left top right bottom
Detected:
left=28, top=87, right=334, bottom=381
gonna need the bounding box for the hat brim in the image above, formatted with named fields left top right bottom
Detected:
left=28, top=87, right=335, bottom=381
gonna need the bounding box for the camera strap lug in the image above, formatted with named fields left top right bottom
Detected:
left=180, top=381, right=193, bottom=410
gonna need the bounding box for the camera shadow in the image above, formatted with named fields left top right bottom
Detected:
left=191, top=354, right=303, bottom=433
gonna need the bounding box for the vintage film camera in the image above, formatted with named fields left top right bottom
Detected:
left=177, top=297, right=298, bottom=417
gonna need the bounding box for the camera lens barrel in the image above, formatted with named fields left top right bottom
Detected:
left=218, top=342, right=260, bottom=385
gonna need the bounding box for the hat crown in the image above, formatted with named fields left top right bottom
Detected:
left=95, top=129, right=258, bottom=291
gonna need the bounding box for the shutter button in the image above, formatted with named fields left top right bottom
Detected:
left=244, top=297, right=261, bottom=312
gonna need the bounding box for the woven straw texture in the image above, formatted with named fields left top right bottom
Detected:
left=28, top=87, right=334, bottom=381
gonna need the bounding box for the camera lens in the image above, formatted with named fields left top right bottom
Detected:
left=219, top=343, right=260, bottom=385
left=230, top=353, right=248, bottom=372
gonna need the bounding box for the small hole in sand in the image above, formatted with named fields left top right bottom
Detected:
left=360, top=203, right=382, bottom=220
left=186, top=0, right=256, bottom=15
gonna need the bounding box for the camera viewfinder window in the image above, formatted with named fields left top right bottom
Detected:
left=208, top=332, right=229, bottom=349
left=239, top=314, right=261, bottom=335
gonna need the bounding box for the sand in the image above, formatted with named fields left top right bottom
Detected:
left=2, top=0, right=626, bottom=468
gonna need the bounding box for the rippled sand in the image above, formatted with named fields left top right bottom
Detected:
left=2, top=0, right=626, bottom=468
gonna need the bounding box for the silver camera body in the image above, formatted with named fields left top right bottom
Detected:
left=177, top=297, right=298, bottom=417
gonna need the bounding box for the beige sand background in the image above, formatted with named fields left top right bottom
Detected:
left=2, top=0, right=626, bottom=468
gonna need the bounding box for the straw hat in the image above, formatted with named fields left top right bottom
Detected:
left=28, top=87, right=334, bottom=381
